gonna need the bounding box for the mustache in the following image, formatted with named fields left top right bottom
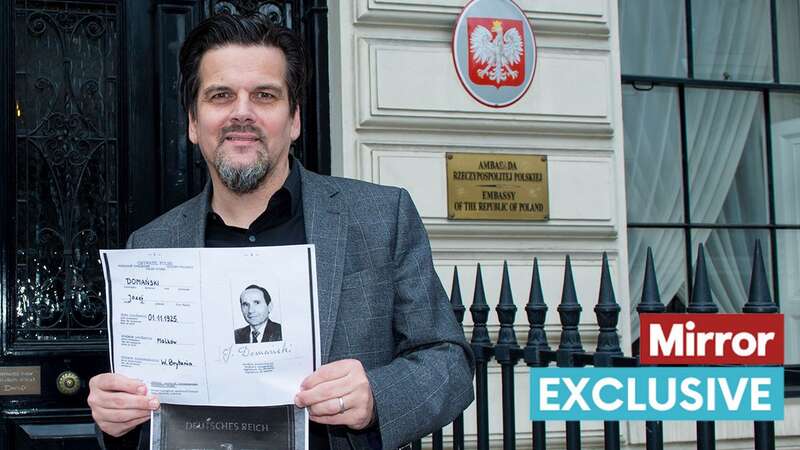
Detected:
left=218, top=124, right=266, bottom=145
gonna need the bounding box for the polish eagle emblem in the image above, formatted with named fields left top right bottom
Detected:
left=467, top=18, right=525, bottom=87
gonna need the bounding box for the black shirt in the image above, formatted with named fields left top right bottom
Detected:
left=205, top=158, right=306, bottom=248
left=205, top=158, right=330, bottom=450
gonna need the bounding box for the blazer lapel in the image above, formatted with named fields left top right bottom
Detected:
left=178, top=182, right=211, bottom=248
left=299, top=166, right=346, bottom=364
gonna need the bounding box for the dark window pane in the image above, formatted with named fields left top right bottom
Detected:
left=771, top=93, right=800, bottom=224
left=686, top=89, right=768, bottom=224
left=619, top=0, right=687, bottom=77
left=628, top=228, right=687, bottom=339
left=691, top=0, right=772, bottom=81
left=777, top=231, right=800, bottom=364
left=623, top=85, right=684, bottom=223
left=690, top=229, right=772, bottom=313
left=776, top=0, right=800, bottom=83
left=13, top=1, right=119, bottom=342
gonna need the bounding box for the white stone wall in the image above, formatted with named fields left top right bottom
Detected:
left=328, top=1, right=798, bottom=449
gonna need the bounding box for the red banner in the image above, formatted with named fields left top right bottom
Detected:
left=640, top=313, right=784, bottom=365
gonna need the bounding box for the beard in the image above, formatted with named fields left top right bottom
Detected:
left=213, top=124, right=270, bottom=194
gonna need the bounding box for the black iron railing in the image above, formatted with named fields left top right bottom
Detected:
left=413, top=240, right=779, bottom=450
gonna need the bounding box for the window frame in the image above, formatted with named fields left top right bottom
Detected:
left=620, top=0, right=800, bottom=395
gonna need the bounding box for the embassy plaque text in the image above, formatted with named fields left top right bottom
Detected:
left=0, top=366, right=40, bottom=396
left=447, top=153, right=549, bottom=220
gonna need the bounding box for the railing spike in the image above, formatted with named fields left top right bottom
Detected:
left=524, top=258, right=549, bottom=450
left=688, top=245, right=718, bottom=447
left=743, top=240, right=777, bottom=450
left=525, top=257, right=550, bottom=352
left=560, top=255, right=579, bottom=306
left=597, top=252, right=616, bottom=305
left=557, top=258, right=585, bottom=443
left=636, top=248, right=665, bottom=450
left=468, top=266, right=492, bottom=450
left=450, top=267, right=466, bottom=324
left=557, top=255, right=583, bottom=365
left=597, top=261, right=623, bottom=450
left=637, top=247, right=665, bottom=314
left=494, top=261, right=520, bottom=450
left=594, top=252, right=622, bottom=362
left=496, top=261, right=518, bottom=346
left=688, top=244, right=717, bottom=313
left=686, top=244, right=719, bottom=450
left=470, top=263, right=491, bottom=345
left=744, top=240, right=777, bottom=313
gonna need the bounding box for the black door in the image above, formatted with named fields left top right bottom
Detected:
left=0, top=1, right=328, bottom=448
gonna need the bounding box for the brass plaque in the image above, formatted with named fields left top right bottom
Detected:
left=0, top=366, right=40, bottom=396
left=447, top=153, right=549, bottom=220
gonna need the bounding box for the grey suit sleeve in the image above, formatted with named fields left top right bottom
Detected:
left=363, top=188, right=475, bottom=450
left=126, top=232, right=136, bottom=249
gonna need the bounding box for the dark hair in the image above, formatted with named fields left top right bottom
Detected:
left=241, top=284, right=271, bottom=304
left=179, top=13, right=307, bottom=117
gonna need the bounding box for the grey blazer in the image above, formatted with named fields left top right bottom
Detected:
left=103, top=164, right=474, bottom=450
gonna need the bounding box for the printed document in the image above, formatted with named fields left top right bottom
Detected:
left=101, top=245, right=320, bottom=450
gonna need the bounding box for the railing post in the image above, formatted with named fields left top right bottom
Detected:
left=495, top=261, right=521, bottom=450
left=524, top=258, right=552, bottom=450
left=450, top=268, right=466, bottom=450
left=432, top=431, right=444, bottom=450
left=556, top=255, right=583, bottom=450
left=636, top=248, right=665, bottom=450
left=743, top=241, right=777, bottom=450
left=687, top=245, right=717, bottom=450
left=594, top=253, right=623, bottom=450
left=470, top=264, right=494, bottom=450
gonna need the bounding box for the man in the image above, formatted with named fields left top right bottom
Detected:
left=234, top=284, right=282, bottom=343
left=88, top=12, right=474, bottom=450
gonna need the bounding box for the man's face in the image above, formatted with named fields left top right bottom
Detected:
left=188, top=44, right=301, bottom=193
left=240, top=288, right=271, bottom=327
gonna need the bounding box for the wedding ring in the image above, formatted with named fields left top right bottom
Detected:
left=337, top=396, right=345, bottom=414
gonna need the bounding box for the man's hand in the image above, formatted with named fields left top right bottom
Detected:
left=88, top=373, right=160, bottom=437
left=294, top=359, right=375, bottom=430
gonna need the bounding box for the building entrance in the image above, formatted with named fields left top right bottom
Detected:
left=0, top=1, right=328, bottom=448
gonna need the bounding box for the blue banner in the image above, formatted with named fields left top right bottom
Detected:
left=530, top=367, right=783, bottom=420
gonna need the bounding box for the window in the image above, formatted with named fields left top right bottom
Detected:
left=619, top=0, right=800, bottom=387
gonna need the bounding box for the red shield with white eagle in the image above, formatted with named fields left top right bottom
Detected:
left=467, top=17, right=525, bottom=88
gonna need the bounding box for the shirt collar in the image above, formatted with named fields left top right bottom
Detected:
left=250, top=321, right=268, bottom=336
